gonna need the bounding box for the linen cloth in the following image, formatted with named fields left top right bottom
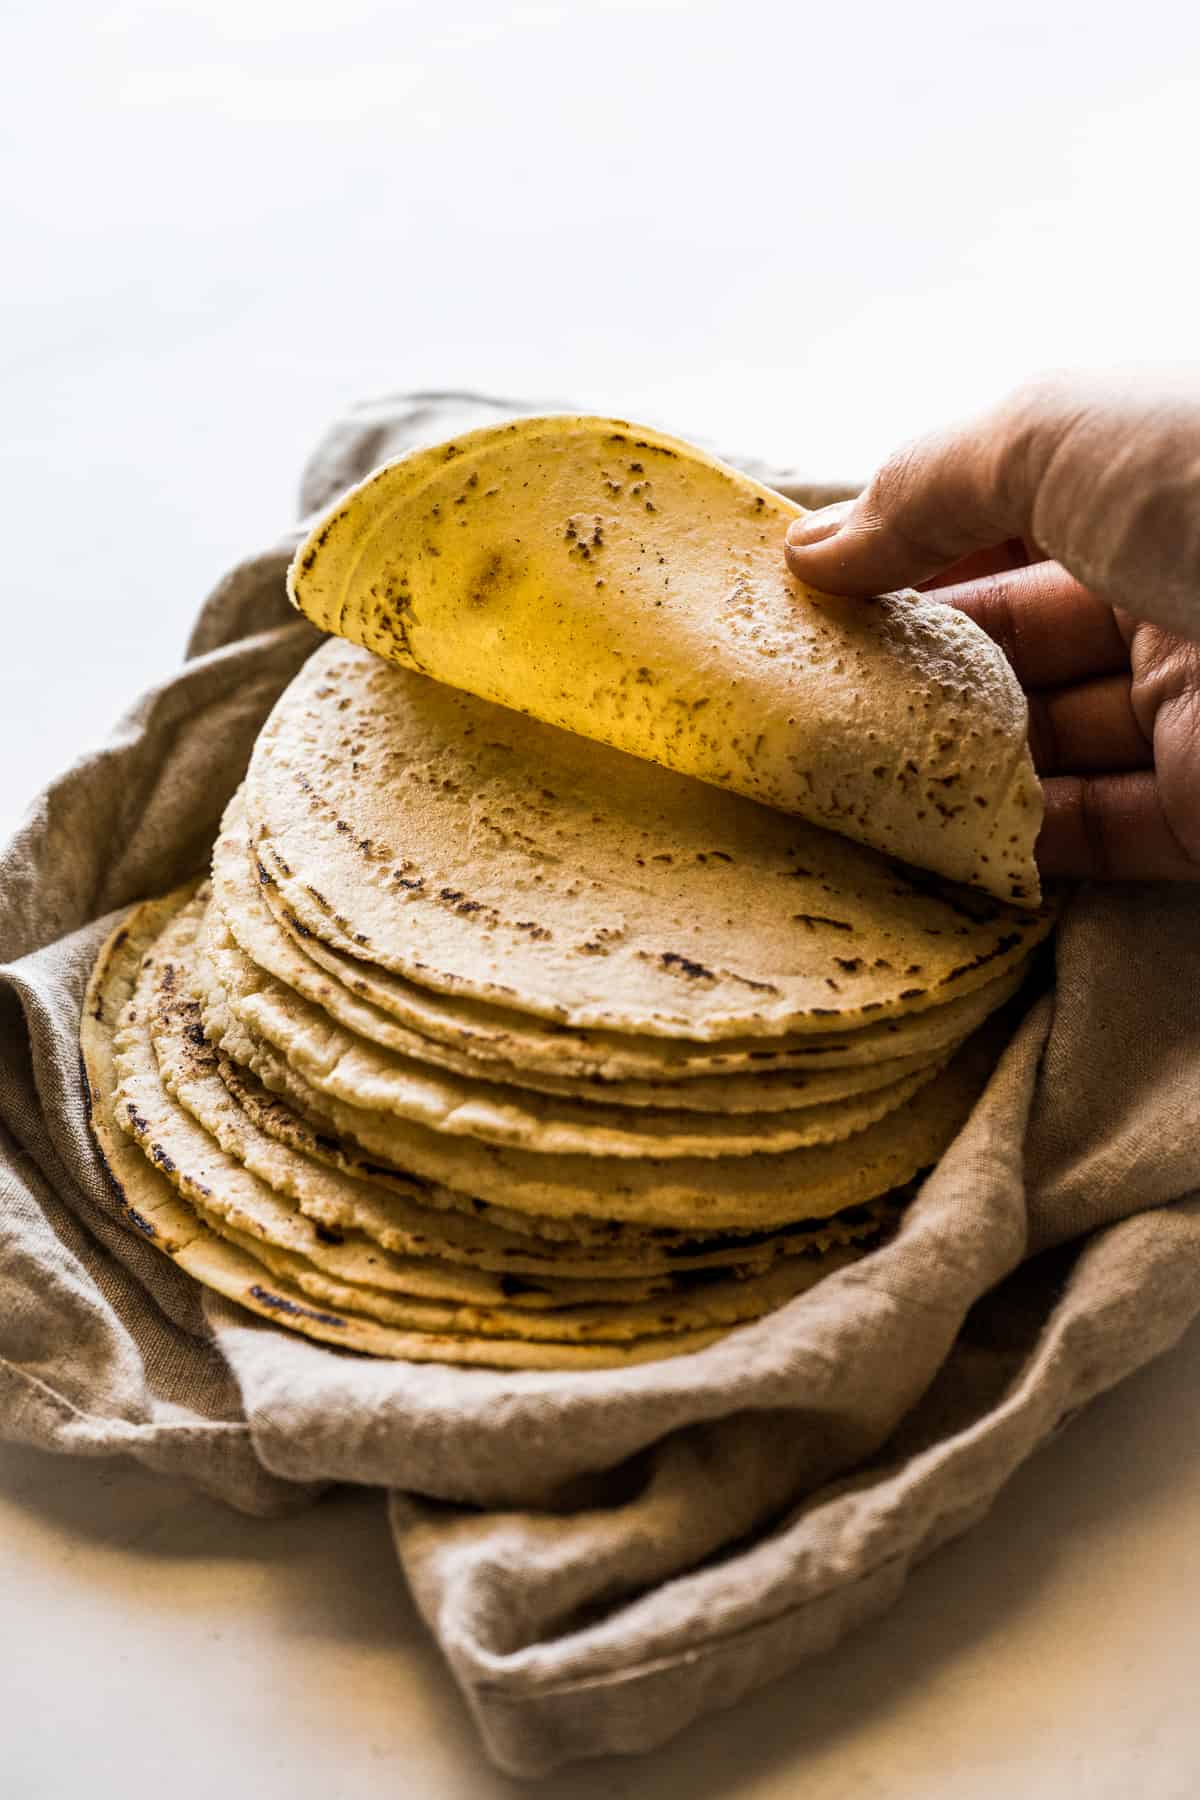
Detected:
left=2, top=393, right=1198, bottom=1778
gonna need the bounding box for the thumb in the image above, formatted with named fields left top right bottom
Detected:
left=783, top=385, right=1064, bottom=597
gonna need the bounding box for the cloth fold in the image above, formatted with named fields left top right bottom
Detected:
left=2, top=393, right=1198, bottom=1777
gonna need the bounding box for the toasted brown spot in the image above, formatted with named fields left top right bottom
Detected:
left=248, top=1285, right=347, bottom=1328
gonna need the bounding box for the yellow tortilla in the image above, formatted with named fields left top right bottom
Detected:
left=244, top=642, right=1053, bottom=1040
left=212, top=788, right=957, bottom=1109
left=202, top=975, right=998, bottom=1231
left=288, top=415, right=1041, bottom=903
left=79, top=902, right=742, bottom=1369
left=255, top=831, right=1030, bottom=1077
left=198, top=895, right=944, bottom=1160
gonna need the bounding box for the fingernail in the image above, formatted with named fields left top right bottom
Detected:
left=785, top=500, right=853, bottom=549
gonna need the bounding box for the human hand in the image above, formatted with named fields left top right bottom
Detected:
left=783, top=371, right=1200, bottom=882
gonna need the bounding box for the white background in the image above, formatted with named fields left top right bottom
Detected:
left=6, top=0, right=1200, bottom=838
left=3, top=2, right=1200, bottom=1794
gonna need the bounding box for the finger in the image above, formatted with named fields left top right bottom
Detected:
left=937, top=562, right=1130, bottom=689
left=1037, top=772, right=1200, bottom=881
left=1026, top=675, right=1152, bottom=776
left=783, top=377, right=1078, bottom=595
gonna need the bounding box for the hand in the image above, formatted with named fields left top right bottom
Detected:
left=782, top=371, right=1200, bottom=883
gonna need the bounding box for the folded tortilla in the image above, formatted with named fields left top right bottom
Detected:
left=288, top=415, right=1042, bottom=904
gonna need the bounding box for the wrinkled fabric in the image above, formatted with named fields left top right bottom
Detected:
left=2, top=394, right=1198, bottom=1777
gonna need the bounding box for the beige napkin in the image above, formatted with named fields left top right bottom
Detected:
left=2, top=394, right=1198, bottom=1777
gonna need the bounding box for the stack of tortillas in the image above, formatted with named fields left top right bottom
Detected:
left=82, top=417, right=1055, bottom=1369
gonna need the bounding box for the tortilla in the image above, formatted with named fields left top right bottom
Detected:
left=124, top=898, right=727, bottom=1309
left=190, top=1200, right=865, bottom=1344
left=202, top=970, right=997, bottom=1230
left=76, top=427, right=1051, bottom=1370
left=80, top=889, right=221, bottom=1259
left=213, top=793, right=958, bottom=1110
left=259, top=856, right=1033, bottom=1078
left=121, top=934, right=835, bottom=1335
left=245, top=641, right=1054, bottom=1040
left=213, top=1049, right=903, bottom=1276
left=80, top=902, right=745, bottom=1368
left=287, top=415, right=1041, bottom=902
left=198, top=896, right=944, bottom=1160
left=133, top=888, right=900, bottom=1291
left=155, top=896, right=790, bottom=1295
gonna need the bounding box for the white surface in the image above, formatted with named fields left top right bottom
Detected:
left=4, top=2, right=1200, bottom=1792
left=4, top=1318, right=1200, bottom=1799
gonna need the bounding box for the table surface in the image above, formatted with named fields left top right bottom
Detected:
left=4, top=2, right=1200, bottom=1793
